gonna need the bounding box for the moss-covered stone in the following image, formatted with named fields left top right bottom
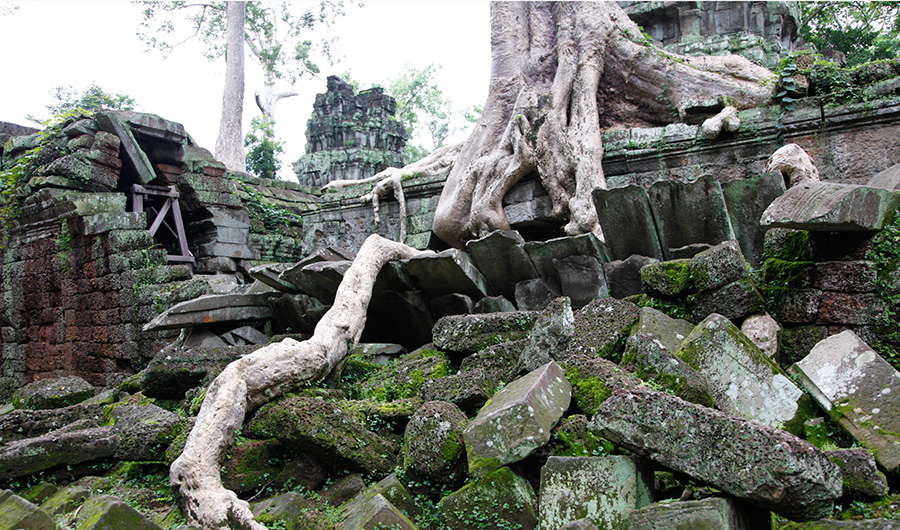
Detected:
left=0, top=489, right=57, bottom=530
left=539, top=414, right=614, bottom=458
left=689, top=240, right=750, bottom=292
left=640, top=259, right=693, bottom=297
left=402, top=401, right=468, bottom=485
left=357, top=349, right=449, bottom=402
left=763, top=228, right=814, bottom=262
left=221, top=438, right=288, bottom=495
left=247, top=396, right=398, bottom=474
left=566, top=298, right=641, bottom=362
left=431, top=311, right=538, bottom=353
left=437, top=467, right=537, bottom=530
left=763, top=258, right=816, bottom=288
left=563, top=355, right=641, bottom=415
left=75, top=495, right=161, bottom=530
left=11, top=376, right=95, bottom=410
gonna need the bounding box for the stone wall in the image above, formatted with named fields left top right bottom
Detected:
left=619, top=1, right=801, bottom=69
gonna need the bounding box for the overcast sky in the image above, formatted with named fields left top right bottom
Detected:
left=0, top=1, right=491, bottom=179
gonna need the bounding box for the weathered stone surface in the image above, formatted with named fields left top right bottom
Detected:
left=722, top=171, right=786, bottom=267
left=640, top=259, right=693, bottom=297
left=338, top=493, right=419, bottom=530
left=689, top=240, right=750, bottom=292
left=647, top=175, right=736, bottom=260
left=141, top=345, right=254, bottom=399
left=0, top=426, right=118, bottom=479
left=247, top=262, right=299, bottom=293
left=626, top=497, right=770, bottom=530
left=677, top=314, right=812, bottom=433
left=247, top=396, right=397, bottom=474
left=554, top=255, right=608, bottom=308
left=868, top=162, right=900, bottom=190
left=790, top=330, right=900, bottom=475
left=402, top=401, right=467, bottom=484
left=357, top=349, right=448, bottom=402
left=566, top=297, right=641, bottom=361
left=603, top=254, right=658, bottom=299
left=687, top=279, right=765, bottom=322
left=432, top=311, right=537, bottom=353
left=220, top=325, right=270, bottom=346
left=621, top=307, right=712, bottom=407
left=0, top=490, right=57, bottom=530
left=516, top=277, right=562, bottom=310
left=825, top=448, right=889, bottom=499
left=563, top=355, right=642, bottom=415
left=590, top=387, right=843, bottom=521
left=466, top=230, right=539, bottom=301
left=250, top=492, right=314, bottom=528
left=814, top=261, right=877, bottom=293
left=524, top=233, right=610, bottom=281
left=11, top=376, right=96, bottom=410
left=741, top=313, right=781, bottom=359
left=539, top=455, right=652, bottom=530
left=111, top=403, right=185, bottom=461
left=74, top=495, right=161, bottom=530
left=463, top=361, right=571, bottom=475
left=40, top=486, right=89, bottom=516
left=281, top=260, right=351, bottom=305
left=518, top=297, right=575, bottom=373
left=474, top=295, right=517, bottom=313
left=95, top=112, right=156, bottom=185
left=420, top=341, right=523, bottom=411
left=403, top=249, right=488, bottom=300
left=761, top=181, right=900, bottom=231
left=429, top=293, right=474, bottom=321
left=593, top=184, right=664, bottom=261
left=766, top=143, right=820, bottom=188
left=560, top=519, right=599, bottom=530
left=342, top=474, right=421, bottom=523
left=438, top=467, right=537, bottom=530
left=321, top=474, right=367, bottom=507
left=142, top=293, right=278, bottom=331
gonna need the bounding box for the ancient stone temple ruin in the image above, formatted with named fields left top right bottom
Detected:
left=2, top=2, right=900, bottom=529
left=620, top=0, right=801, bottom=68
left=293, top=75, right=407, bottom=188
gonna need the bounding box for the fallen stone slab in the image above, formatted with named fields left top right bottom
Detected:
left=689, top=240, right=750, bottom=292
left=438, top=466, right=537, bottom=530
left=566, top=297, right=641, bottom=361
left=868, top=162, right=900, bottom=190
left=466, top=230, right=539, bottom=301
left=686, top=278, right=765, bottom=322
left=95, top=112, right=156, bottom=185
left=142, top=292, right=279, bottom=331
left=40, top=486, right=90, bottom=516
left=516, top=277, right=562, bottom=310
left=247, top=262, right=300, bottom=293
left=74, top=495, right=162, bottom=530
left=0, top=402, right=107, bottom=444
left=626, top=497, right=771, bottom=530
left=0, top=489, right=57, bottom=530
left=141, top=344, right=257, bottom=399
left=563, top=355, right=642, bottom=415
left=247, top=396, right=397, bottom=474
left=281, top=260, right=352, bottom=305
left=789, top=330, right=900, bottom=476
left=640, top=259, right=693, bottom=297
left=11, top=375, right=96, bottom=410
left=603, top=254, right=657, bottom=299
left=524, top=233, right=610, bottom=282
left=0, top=426, right=119, bottom=480
left=420, top=340, right=523, bottom=411
left=432, top=311, right=537, bottom=353
left=539, top=455, right=653, bottom=530
left=554, top=255, right=608, bottom=308
left=402, top=401, right=468, bottom=484
left=463, top=361, right=571, bottom=476
left=590, top=387, right=842, bottom=521
left=220, top=325, right=270, bottom=346
left=677, top=313, right=813, bottom=434
left=760, top=181, right=900, bottom=231
left=825, top=448, right=889, bottom=499
left=593, top=184, right=664, bottom=262
left=341, top=474, right=421, bottom=522
left=621, top=307, right=713, bottom=407
left=722, top=171, right=786, bottom=267
left=647, top=175, right=736, bottom=261
left=517, top=297, right=575, bottom=374
left=338, top=494, right=420, bottom=530
left=402, top=248, right=488, bottom=300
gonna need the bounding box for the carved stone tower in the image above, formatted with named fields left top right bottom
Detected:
left=293, top=76, right=407, bottom=188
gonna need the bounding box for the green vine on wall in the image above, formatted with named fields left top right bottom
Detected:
left=866, top=212, right=900, bottom=368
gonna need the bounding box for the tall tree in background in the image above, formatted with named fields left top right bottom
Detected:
left=136, top=0, right=345, bottom=171
left=800, top=1, right=900, bottom=67
left=215, top=1, right=246, bottom=171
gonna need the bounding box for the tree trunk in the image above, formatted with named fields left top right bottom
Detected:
left=214, top=1, right=247, bottom=173
left=432, top=2, right=774, bottom=249
left=170, top=235, right=427, bottom=530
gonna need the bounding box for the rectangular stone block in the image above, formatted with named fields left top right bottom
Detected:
left=790, top=330, right=900, bottom=475
left=627, top=497, right=770, bottom=530
left=593, top=184, right=664, bottom=261
left=539, top=455, right=653, bottom=530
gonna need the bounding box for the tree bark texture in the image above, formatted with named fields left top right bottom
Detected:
left=215, top=1, right=247, bottom=172
left=432, top=2, right=774, bottom=249
left=170, top=235, right=428, bottom=529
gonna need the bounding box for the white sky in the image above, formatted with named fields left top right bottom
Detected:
left=0, top=0, right=492, bottom=179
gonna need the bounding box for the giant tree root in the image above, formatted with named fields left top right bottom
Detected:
left=169, top=234, right=428, bottom=530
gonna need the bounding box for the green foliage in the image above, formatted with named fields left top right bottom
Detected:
left=238, top=181, right=303, bottom=230
left=800, top=1, right=900, bottom=68
left=36, top=83, right=135, bottom=122
left=136, top=0, right=344, bottom=84
left=245, top=115, right=285, bottom=179
left=866, top=212, right=900, bottom=370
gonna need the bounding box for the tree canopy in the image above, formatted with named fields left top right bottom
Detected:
left=29, top=83, right=137, bottom=123
left=800, top=1, right=900, bottom=67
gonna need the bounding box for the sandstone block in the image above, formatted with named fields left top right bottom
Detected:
left=539, top=455, right=652, bottom=530
left=626, top=497, right=770, bottom=530
left=790, top=331, right=900, bottom=475
left=432, top=311, right=537, bottom=353
left=677, top=314, right=813, bottom=433
left=403, top=249, right=488, bottom=300
left=438, top=467, right=537, bottom=530
left=689, top=240, right=750, bottom=291
left=590, top=387, right=842, bottom=521
left=338, top=494, right=420, bottom=530
left=593, top=184, right=664, bottom=261
left=825, top=448, right=889, bottom=499
left=12, top=375, right=95, bottom=410
left=463, top=361, right=571, bottom=475
left=466, top=229, right=539, bottom=301
left=74, top=495, right=161, bottom=530
left=402, top=401, right=467, bottom=484
left=0, top=490, right=57, bottom=530
left=566, top=297, right=641, bottom=361
left=761, top=181, right=900, bottom=231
